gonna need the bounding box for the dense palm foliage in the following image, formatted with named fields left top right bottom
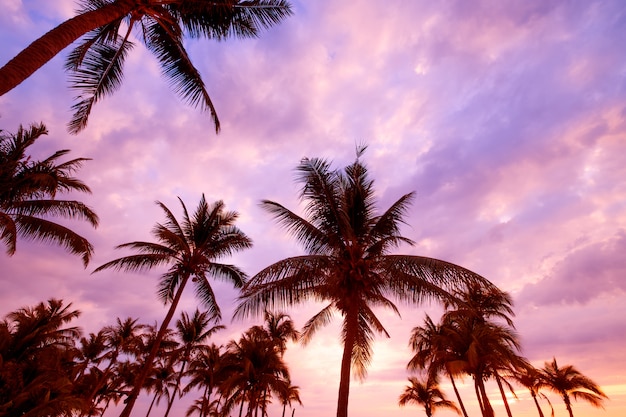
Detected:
left=540, top=358, right=607, bottom=417
left=0, top=123, right=98, bottom=265
left=235, top=148, right=495, bottom=417
left=94, top=195, right=252, bottom=417
left=0, top=1, right=293, bottom=133
left=398, top=374, right=460, bottom=417
left=0, top=300, right=301, bottom=417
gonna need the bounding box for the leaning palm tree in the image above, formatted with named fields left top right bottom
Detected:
left=94, top=195, right=252, bottom=417
left=399, top=374, right=460, bottom=417
left=0, top=1, right=292, bottom=134
left=540, top=358, right=607, bottom=417
left=0, top=122, right=99, bottom=265
left=510, top=364, right=553, bottom=417
left=235, top=147, right=495, bottom=417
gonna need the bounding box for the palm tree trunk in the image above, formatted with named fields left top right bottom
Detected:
left=495, top=373, right=513, bottom=417
left=477, top=376, right=494, bottom=417
left=163, top=356, right=188, bottom=417
left=448, top=372, right=469, bottom=417
left=530, top=391, right=545, bottom=417
left=474, top=378, right=485, bottom=416
left=563, top=394, right=574, bottom=417
left=337, top=309, right=358, bottom=417
left=145, top=391, right=158, bottom=417
left=119, top=274, right=191, bottom=417
left=0, top=0, right=136, bottom=95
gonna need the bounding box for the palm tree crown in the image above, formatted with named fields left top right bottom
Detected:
left=398, top=374, right=460, bottom=417
left=0, top=122, right=99, bottom=265
left=541, top=358, right=607, bottom=417
left=235, top=147, right=495, bottom=417
left=0, top=0, right=293, bottom=134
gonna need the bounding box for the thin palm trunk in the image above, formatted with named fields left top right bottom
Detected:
left=530, top=391, right=545, bottom=417
left=563, top=394, right=574, bottom=417
left=337, top=308, right=357, bottom=417
left=163, top=355, right=189, bottom=417
left=119, top=274, right=190, bottom=417
left=0, top=0, right=135, bottom=95
left=495, top=373, right=513, bottom=417
left=146, top=391, right=159, bottom=417
left=449, top=372, right=469, bottom=417
left=477, top=376, right=494, bottom=417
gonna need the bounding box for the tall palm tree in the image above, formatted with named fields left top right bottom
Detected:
left=163, top=309, right=224, bottom=417
left=398, top=374, right=460, bottom=417
left=0, top=123, right=99, bottom=265
left=540, top=358, right=607, bottom=417
left=0, top=1, right=293, bottom=134
left=94, top=194, right=252, bottom=417
left=235, top=147, right=495, bottom=417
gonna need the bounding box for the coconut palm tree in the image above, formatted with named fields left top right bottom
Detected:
left=258, top=310, right=300, bottom=357
left=510, top=364, right=552, bottom=417
left=540, top=358, right=607, bottom=417
left=235, top=147, right=495, bottom=417
left=278, top=383, right=302, bottom=417
left=0, top=1, right=292, bottom=134
left=408, top=315, right=469, bottom=417
left=398, top=374, right=460, bottom=417
left=0, top=122, right=99, bottom=265
left=221, top=327, right=290, bottom=417
left=0, top=299, right=87, bottom=417
left=184, top=344, right=226, bottom=417
left=94, top=194, right=252, bottom=417
left=163, top=309, right=224, bottom=417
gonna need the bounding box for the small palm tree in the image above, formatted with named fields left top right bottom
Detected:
left=399, top=374, right=460, bottom=417
left=0, top=122, right=98, bottom=265
left=235, top=147, right=494, bottom=417
left=541, top=358, right=607, bottom=417
left=0, top=1, right=293, bottom=133
left=163, top=309, right=224, bottom=417
left=94, top=195, right=252, bottom=417
left=511, top=364, right=552, bottom=417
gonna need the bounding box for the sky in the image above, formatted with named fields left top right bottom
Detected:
left=1, top=0, right=625, bottom=416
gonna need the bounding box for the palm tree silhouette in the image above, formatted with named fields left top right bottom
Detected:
left=540, top=358, right=607, bottom=417
left=0, top=1, right=292, bottom=134
left=235, top=147, right=494, bottom=417
left=94, top=195, right=251, bottom=417
left=163, top=309, right=224, bottom=417
left=0, top=123, right=98, bottom=265
left=398, top=374, right=460, bottom=417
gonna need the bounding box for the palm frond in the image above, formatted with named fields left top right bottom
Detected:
left=0, top=211, right=17, bottom=255
left=144, top=21, right=220, bottom=132
left=15, top=215, right=94, bottom=266
left=66, top=32, right=133, bottom=134
left=300, top=304, right=334, bottom=344
left=93, top=253, right=172, bottom=273
left=11, top=200, right=99, bottom=227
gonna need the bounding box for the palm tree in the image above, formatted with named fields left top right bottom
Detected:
left=278, top=383, right=302, bottom=417
left=0, top=299, right=88, bottom=417
left=540, top=358, right=607, bottom=417
left=184, top=344, right=226, bottom=417
left=408, top=315, right=469, bottom=417
left=221, top=327, right=290, bottom=417
left=94, top=195, right=252, bottom=417
left=399, top=374, right=460, bottom=417
left=0, top=122, right=99, bottom=265
left=0, top=1, right=293, bottom=134
left=510, top=364, right=552, bottom=417
left=163, top=309, right=224, bottom=417
left=258, top=310, right=300, bottom=357
left=235, top=147, right=495, bottom=417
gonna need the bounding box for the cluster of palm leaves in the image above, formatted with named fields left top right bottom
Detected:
left=0, top=300, right=301, bottom=417
left=0, top=0, right=293, bottom=134
left=404, top=283, right=608, bottom=417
